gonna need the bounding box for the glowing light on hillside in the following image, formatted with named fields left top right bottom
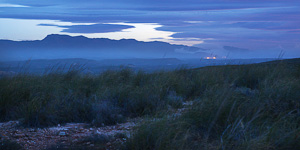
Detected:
left=205, top=57, right=216, bottom=59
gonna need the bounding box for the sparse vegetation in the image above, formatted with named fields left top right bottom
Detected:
left=0, top=58, right=299, bottom=149
left=0, top=139, right=23, bottom=150
left=126, top=59, right=300, bottom=150
left=0, top=65, right=187, bottom=127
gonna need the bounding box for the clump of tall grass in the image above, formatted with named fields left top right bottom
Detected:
left=0, top=64, right=188, bottom=127
left=126, top=59, right=300, bottom=150
left=0, top=139, right=23, bottom=150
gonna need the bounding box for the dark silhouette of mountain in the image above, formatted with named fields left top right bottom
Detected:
left=0, top=34, right=209, bottom=61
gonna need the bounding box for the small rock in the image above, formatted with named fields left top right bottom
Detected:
left=14, top=133, right=25, bottom=138
left=28, top=129, right=35, bottom=132
left=96, top=130, right=102, bottom=134
left=59, top=131, right=66, bottom=136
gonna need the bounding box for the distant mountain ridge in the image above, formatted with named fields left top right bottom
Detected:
left=0, top=34, right=208, bottom=61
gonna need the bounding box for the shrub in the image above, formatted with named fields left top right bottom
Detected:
left=0, top=67, right=192, bottom=127
left=91, top=100, right=125, bottom=126
left=0, top=139, right=23, bottom=150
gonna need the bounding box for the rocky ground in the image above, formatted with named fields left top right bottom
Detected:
left=0, top=120, right=138, bottom=150
left=0, top=101, right=193, bottom=150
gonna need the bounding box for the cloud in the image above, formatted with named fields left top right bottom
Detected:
left=0, top=3, right=29, bottom=7
left=3, top=0, right=299, bottom=11
left=40, top=23, right=134, bottom=33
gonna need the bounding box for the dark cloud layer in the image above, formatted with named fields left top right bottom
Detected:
left=40, top=23, right=134, bottom=33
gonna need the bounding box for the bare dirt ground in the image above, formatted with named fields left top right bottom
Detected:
left=0, top=101, right=193, bottom=150
left=0, top=120, right=138, bottom=150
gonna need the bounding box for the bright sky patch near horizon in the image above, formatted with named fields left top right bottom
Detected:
left=0, top=18, right=203, bottom=46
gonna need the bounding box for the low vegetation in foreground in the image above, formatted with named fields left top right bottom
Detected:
left=0, top=139, right=23, bottom=150
left=0, top=58, right=300, bottom=149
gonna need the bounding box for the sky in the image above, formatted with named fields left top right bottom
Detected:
left=0, top=0, right=299, bottom=58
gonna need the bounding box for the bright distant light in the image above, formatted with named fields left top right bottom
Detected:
left=205, top=57, right=217, bottom=59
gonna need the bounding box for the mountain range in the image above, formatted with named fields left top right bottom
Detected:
left=0, top=34, right=209, bottom=61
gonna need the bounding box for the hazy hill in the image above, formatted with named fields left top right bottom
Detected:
left=260, top=58, right=300, bottom=65
left=0, top=34, right=208, bottom=61
left=0, top=57, right=278, bottom=74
